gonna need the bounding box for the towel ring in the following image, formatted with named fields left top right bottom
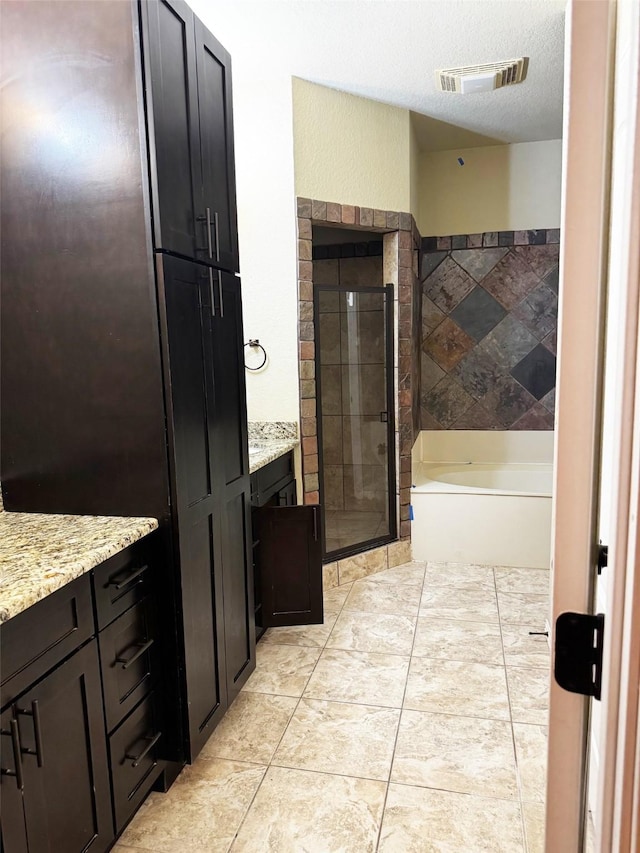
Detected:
left=244, top=339, right=267, bottom=371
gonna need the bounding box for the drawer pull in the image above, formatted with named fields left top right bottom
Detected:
left=18, top=701, right=44, bottom=767
left=1, top=719, right=24, bottom=790
left=116, top=638, right=154, bottom=670
left=125, top=731, right=162, bottom=768
left=108, top=564, right=148, bottom=591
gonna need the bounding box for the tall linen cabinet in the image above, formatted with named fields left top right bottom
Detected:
left=0, top=0, right=255, bottom=763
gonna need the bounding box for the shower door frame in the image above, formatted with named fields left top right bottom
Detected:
left=314, top=282, right=397, bottom=562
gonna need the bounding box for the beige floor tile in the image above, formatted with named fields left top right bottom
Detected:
left=501, top=625, right=551, bottom=669
left=522, top=802, right=545, bottom=853
left=200, top=692, right=297, bottom=764
left=412, top=616, right=503, bottom=664
left=241, top=643, right=321, bottom=697
left=343, top=578, right=422, bottom=615
left=420, top=584, right=499, bottom=622
left=323, top=582, right=353, bottom=612
left=120, top=759, right=266, bottom=853
left=365, top=562, right=425, bottom=586
left=323, top=561, right=338, bottom=590
left=326, top=610, right=416, bottom=655
left=231, top=766, right=386, bottom=852
left=272, top=698, right=400, bottom=780
left=507, top=667, right=550, bottom=725
left=404, top=657, right=510, bottom=720
left=112, top=847, right=150, bottom=852
left=261, top=611, right=338, bottom=648
left=391, top=709, right=518, bottom=799
left=304, top=648, right=410, bottom=708
left=494, top=567, right=550, bottom=595
left=513, top=723, right=548, bottom=803
left=378, top=784, right=525, bottom=852
left=424, top=562, right=496, bottom=590
left=497, top=591, right=549, bottom=626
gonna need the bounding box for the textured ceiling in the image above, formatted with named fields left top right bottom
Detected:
left=191, top=0, right=566, bottom=151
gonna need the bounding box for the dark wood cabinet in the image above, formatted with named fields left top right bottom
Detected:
left=142, top=0, right=239, bottom=272
left=0, top=709, right=29, bottom=853
left=1, top=0, right=253, bottom=774
left=3, top=642, right=112, bottom=853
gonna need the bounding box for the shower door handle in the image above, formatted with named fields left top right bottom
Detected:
left=380, top=411, right=388, bottom=423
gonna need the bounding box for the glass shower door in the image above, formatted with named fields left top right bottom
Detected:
left=315, top=284, right=396, bottom=559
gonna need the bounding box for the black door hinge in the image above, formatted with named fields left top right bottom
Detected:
left=597, top=543, right=608, bottom=575
left=554, top=612, right=605, bottom=700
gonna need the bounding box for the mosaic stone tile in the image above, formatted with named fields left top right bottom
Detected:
left=527, top=230, right=547, bottom=245
left=421, top=295, right=445, bottom=337
left=451, top=235, right=466, bottom=249
left=450, top=402, right=502, bottom=429
left=514, top=230, right=529, bottom=245
left=479, top=376, right=538, bottom=427
left=422, top=376, right=475, bottom=428
left=479, top=315, right=539, bottom=372
left=547, top=228, right=561, bottom=244
left=480, top=251, right=542, bottom=309
left=540, top=387, right=556, bottom=414
left=499, top=231, right=515, bottom=246
left=483, top=232, right=499, bottom=247
left=451, top=248, right=508, bottom=282
left=420, top=353, right=446, bottom=395
left=420, top=250, right=448, bottom=281
left=541, top=328, right=557, bottom=355
left=513, top=284, right=558, bottom=341
left=423, top=318, right=475, bottom=372
left=514, top=244, right=560, bottom=279
left=450, top=285, right=507, bottom=341
left=423, top=256, right=475, bottom=313
left=467, top=233, right=483, bottom=248
left=543, top=266, right=560, bottom=294
left=452, top=348, right=501, bottom=400
left=511, top=344, right=557, bottom=400
left=511, top=403, right=555, bottom=430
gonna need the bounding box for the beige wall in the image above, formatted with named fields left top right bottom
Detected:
left=293, top=78, right=413, bottom=212
left=417, top=140, right=563, bottom=236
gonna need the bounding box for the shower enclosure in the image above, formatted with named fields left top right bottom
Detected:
left=315, top=283, right=396, bottom=559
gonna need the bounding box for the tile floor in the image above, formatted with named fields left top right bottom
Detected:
left=116, top=559, right=550, bottom=853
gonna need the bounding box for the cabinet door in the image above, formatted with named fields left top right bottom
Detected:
left=158, top=255, right=227, bottom=760
left=255, top=506, right=323, bottom=628
left=211, top=272, right=255, bottom=701
left=18, top=641, right=112, bottom=853
left=0, top=709, right=28, bottom=853
left=194, top=21, right=239, bottom=272
left=142, top=0, right=204, bottom=261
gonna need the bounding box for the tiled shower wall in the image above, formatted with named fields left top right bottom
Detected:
left=420, top=230, right=560, bottom=430
left=314, top=244, right=387, bottom=516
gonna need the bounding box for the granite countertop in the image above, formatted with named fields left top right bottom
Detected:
left=0, top=513, right=159, bottom=623
left=249, top=439, right=298, bottom=474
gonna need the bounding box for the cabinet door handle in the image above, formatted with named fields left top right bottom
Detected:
left=18, top=701, right=44, bottom=767
left=312, top=506, right=319, bottom=541
left=213, top=210, right=220, bottom=263
left=205, top=207, right=213, bottom=259
left=116, top=638, right=154, bottom=670
left=1, top=719, right=24, bottom=790
left=208, top=268, right=217, bottom=317
left=218, top=274, right=224, bottom=318
left=125, top=731, right=162, bottom=768
left=108, top=563, right=148, bottom=591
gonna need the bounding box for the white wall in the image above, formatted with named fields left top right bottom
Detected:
left=417, top=140, right=563, bottom=236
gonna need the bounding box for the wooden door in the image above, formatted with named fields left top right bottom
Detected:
left=0, top=708, right=28, bottom=853
left=255, top=506, right=323, bottom=628
left=18, top=641, right=112, bottom=853
left=211, top=272, right=255, bottom=701
left=157, top=254, right=227, bottom=760
left=142, top=0, right=204, bottom=262
left=194, top=21, right=239, bottom=272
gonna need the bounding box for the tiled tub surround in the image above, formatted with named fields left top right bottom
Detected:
left=420, top=230, right=559, bottom=430
left=0, top=512, right=159, bottom=622
left=296, top=198, right=421, bottom=543
left=115, top=558, right=550, bottom=853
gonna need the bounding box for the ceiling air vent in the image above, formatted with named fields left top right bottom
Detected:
left=436, top=58, right=529, bottom=94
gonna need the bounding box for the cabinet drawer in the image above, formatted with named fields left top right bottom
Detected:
left=0, top=574, right=94, bottom=709
left=93, top=539, right=154, bottom=631
left=99, top=598, right=158, bottom=733
left=109, top=694, right=163, bottom=832
left=252, top=452, right=294, bottom=507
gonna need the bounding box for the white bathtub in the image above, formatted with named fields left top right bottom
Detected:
left=411, top=432, right=554, bottom=569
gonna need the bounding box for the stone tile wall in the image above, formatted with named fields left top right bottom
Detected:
left=420, top=230, right=559, bottom=430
